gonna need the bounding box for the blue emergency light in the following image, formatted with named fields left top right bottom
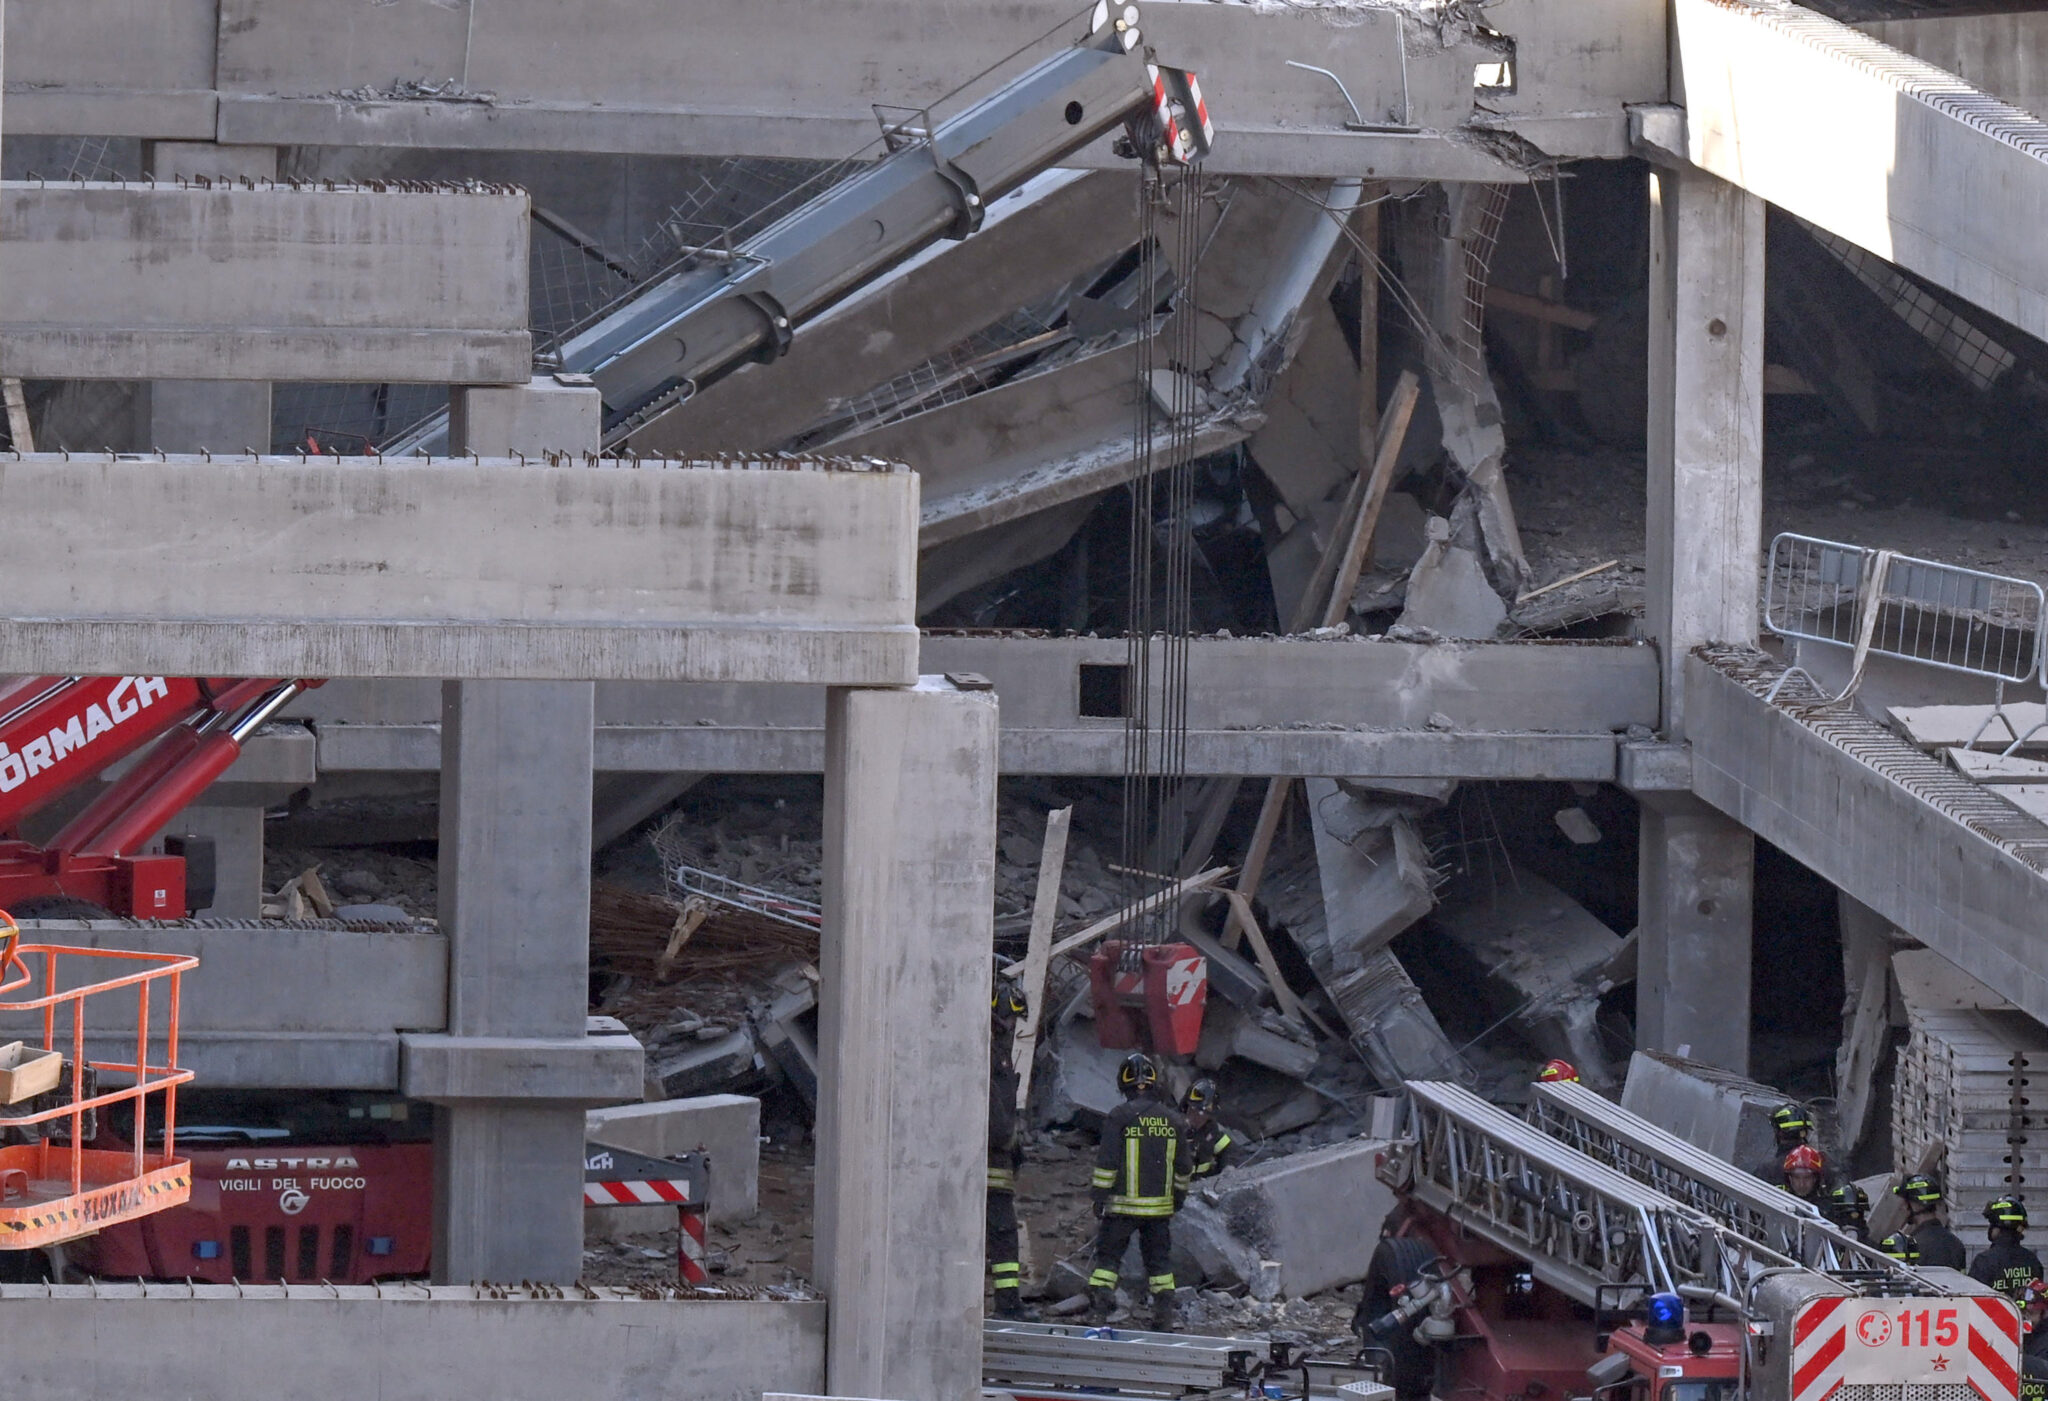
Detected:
left=1647, top=1292, right=1685, bottom=1329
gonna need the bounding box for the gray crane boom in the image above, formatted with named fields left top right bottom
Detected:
left=389, top=4, right=1204, bottom=453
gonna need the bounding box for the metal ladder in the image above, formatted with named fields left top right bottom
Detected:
left=1525, top=1080, right=1944, bottom=1292
left=1397, top=1081, right=1802, bottom=1312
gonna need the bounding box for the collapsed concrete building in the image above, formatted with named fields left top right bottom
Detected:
left=3, top=0, right=2048, bottom=1396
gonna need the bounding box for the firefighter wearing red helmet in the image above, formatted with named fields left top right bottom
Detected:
left=1535, top=1059, right=1579, bottom=1085
left=1780, top=1144, right=1827, bottom=1204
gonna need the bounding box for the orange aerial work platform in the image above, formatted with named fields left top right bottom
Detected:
left=0, top=911, right=197, bottom=1249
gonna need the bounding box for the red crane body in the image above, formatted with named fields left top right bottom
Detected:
left=0, top=675, right=315, bottom=917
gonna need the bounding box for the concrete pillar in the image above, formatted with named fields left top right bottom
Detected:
left=174, top=805, right=264, bottom=918
left=815, top=678, right=997, bottom=1401
left=141, top=144, right=280, bottom=454
left=1636, top=165, right=1764, bottom=1074
left=408, top=376, right=619, bottom=1285
left=1636, top=798, right=1755, bottom=1072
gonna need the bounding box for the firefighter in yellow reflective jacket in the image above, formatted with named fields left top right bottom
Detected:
left=1088, top=1052, right=1190, bottom=1332
left=988, top=975, right=1029, bottom=1318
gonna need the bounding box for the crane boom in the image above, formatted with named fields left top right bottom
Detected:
left=388, top=4, right=1207, bottom=452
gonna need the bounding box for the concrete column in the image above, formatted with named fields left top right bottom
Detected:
left=412, top=376, right=619, bottom=1285
left=173, top=805, right=264, bottom=918
left=815, top=678, right=997, bottom=1401
left=141, top=144, right=280, bottom=454
left=1636, top=165, right=1764, bottom=1074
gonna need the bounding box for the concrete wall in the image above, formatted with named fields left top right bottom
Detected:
left=292, top=637, right=1657, bottom=780
left=0, top=1284, right=826, bottom=1401
left=1, top=0, right=1664, bottom=167
left=0, top=182, right=530, bottom=383
left=0, top=454, right=919, bottom=683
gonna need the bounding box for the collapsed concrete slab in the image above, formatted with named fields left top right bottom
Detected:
left=1306, top=781, right=1439, bottom=973
left=585, top=1093, right=762, bottom=1229
left=1195, top=1001, right=1318, bottom=1081
left=1424, top=864, right=1624, bottom=1086
left=1619, top=1050, right=1790, bottom=1177
left=1260, top=826, right=1462, bottom=1087
left=650, top=1027, right=764, bottom=1100
left=1192, top=1137, right=1396, bottom=1298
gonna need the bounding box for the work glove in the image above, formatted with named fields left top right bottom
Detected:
left=1092, top=1199, right=1107, bottom=1219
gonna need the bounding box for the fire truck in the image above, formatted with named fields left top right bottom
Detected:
left=1361, top=1080, right=2019, bottom=1401
left=68, top=1090, right=433, bottom=1284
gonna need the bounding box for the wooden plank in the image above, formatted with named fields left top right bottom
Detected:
left=1011, top=806, right=1070, bottom=1112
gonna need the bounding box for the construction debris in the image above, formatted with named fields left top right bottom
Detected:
left=1893, top=976, right=2048, bottom=1222
left=1185, top=1136, right=1396, bottom=1299
left=1422, top=863, right=1624, bottom=1087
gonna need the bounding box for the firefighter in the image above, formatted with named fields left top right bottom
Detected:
left=1970, top=1196, right=2045, bottom=1302
left=1824, top=1181, right=1871, bottom=1241
left=1878, top=1231, right=1922, bottom=1264
left=1895, top=1173, right=1969, bottom=1269
left=1535, top=1059, right=1580, bottom=1085
left=1088, top=1052, right=1190, bottom=1332
left=1781, top=1144, right=1827, bottom=1204
left=1181, top=1077, right=1239, bottom=1183
left=2023, top=1279, right=2048, bottom=1401
left=1753, top=1103, right=1814, bottom=1181
left=2024, top=1279, right=2048, bottom=1358
left=987, top=974, right=1029, bottom=1319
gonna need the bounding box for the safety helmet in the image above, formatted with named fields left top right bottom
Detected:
left=1824, top=1181, right=1870, bottom=1226
left=2023, top=1278, right=2048, bottom=1309
left=1117, top=1052, right=1161, bottom=1096
left=1536, top=1059, right=1580, bottom=1084
left=1877, top=1231, right=1922, bottom=1264
left=1182, top=1077, right=1219, bottom=1116
left=1771, top=1103, right=1813, bottom=1141
left=992, top=974, right=1027, bottom=1020
left=1985, top=1195, right=2030, bottom=1232
left=1783, top=1144, right=1826, bottom=1176
left=1895, top=1173, right=1945, bottom=1207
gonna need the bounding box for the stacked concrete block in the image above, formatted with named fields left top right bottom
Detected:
left=1891, top=1003, right=2048, bottom=1220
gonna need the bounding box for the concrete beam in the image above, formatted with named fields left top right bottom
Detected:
left=401, top=1033, right=644, bottom=1102
left=0, top=1285, right=826, bottom=1401
left=0, top=453, right=919, bottom=683
left=0, top=181, right=531, bottom=383
left=292, top=637, right=1659, bottom=779
left=0, top=920, right=446, bottom=1034
left=1675, top=0, right=2048, bottom=344
left=1685, top=649, right=2048, bottom=1030
left=185, top=0, right=1660, bottom=167
left=2, top=0, right=217, bottom=139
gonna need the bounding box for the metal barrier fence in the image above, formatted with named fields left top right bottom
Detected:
left=1764, top=532, right=2045, bottom=688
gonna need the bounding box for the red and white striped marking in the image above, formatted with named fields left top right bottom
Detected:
left=583, top=1177, right=692, bottom=1207
left=1792, top=1294, right=2020, bottom=1401
left=678, top=1206, right=708, bottom=1285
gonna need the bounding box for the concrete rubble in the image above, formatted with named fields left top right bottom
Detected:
left=1421, top=862, right=1624, bottom=1087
